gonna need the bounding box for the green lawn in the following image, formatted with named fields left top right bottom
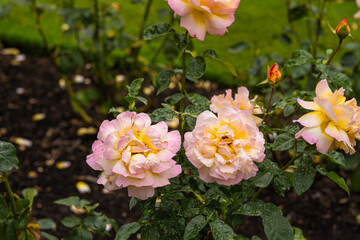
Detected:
left=0, top=0, right=359, bottom=85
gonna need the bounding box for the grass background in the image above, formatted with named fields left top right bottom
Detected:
left=0, top=0, right=359, bottom=85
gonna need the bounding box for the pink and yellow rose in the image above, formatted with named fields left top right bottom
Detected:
left=86, top=112, right=182, bottom=200
left=167, top=0, right=241, bottom=41
left=184, top=107, right=265, bottom=185
left=210, top=87, right=262, bottom=126
left=294, top=80, right=360, bottom=154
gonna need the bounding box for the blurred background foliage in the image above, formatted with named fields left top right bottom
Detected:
left=0, top=0, right=359, bottom=85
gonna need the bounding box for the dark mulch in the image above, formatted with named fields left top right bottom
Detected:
left=0, top=53, right=359, bottom=239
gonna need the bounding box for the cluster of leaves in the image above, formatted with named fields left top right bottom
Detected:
left=0, top=141, right=116, bottom=239
left=52, top=196, right=117, bottom=240
left=0, top=141, right=52, bottom=239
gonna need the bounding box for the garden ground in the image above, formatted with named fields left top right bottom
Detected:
left=0, top=52, right=360, bottom=239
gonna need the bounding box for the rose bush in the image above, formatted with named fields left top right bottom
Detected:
left=86, top=112, right=182, bottom=200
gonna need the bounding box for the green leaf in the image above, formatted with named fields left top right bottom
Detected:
left=327, top=71, right=353, bottom=93
left=22, top=187, right=38, bottom=208
left=84, top=203, right=99, bottom=211
left=70, top=226, right=93, bottom=240
left=6, top=219, right=17, bottom=240
left=134, top=96, right=148, bottom=105
left=253, top=172, right=274, bottom=188
left=293, top=227, right=307, bottom=240
left=272, top=133, right=295, bottom=151
left=186, top=56, right=206, bottom=83
left=141, top=224, right=160, bottom=240
left=38, top=218, right=56, bottom=230
left=183, top=215, right=207, bottom=240
left=228, top=42, right=250, bottom=53
left=61, top=217, right=82, bottom=228
left=272, top=172, right=291, bottom=197
left=0, top=141, right=19, bottom=171
left=83, top=215, right=108, bottom=233
left=209, top=220, right=235, bottom=240
left=40, top=232, right=59, bottom=240
left=285, top=49, right=313, bottom=67
left=283, top=105, right=294, bottom=117
left=234, top=200, right=263, bottom=217
left=150, top=108, right=177, bottom=123
left=0, top=195, right=9, bottom=219
left=203, top=49, right=218, bottom=58
left=174, top=33, right=189, bottom=51
left=154, top=70, right=175, bottom=95
left=261, top=203, right=293, bottom=240
left=15, top=199, right=30, bottom=214
left=108, top=107, right=121, bottom=115
left=127, top=78, right=144, bottom=97
left=326, top=171, right=350, bottom=194
left=54, top=196, right=90, bottom=209
left=143, top=22, right=174, bottom=40
left=165, top=93, right=184, bottom=106
left=326, top=151, right=345, bottom=167
left=294, top=165, right=315, bottom=195
left=115, top=222, right=141, bottom=240
left=16, top=208, right=30, bottom=231
left=129, top=198, right=137, bottom=211
left=186, top=93, right=210, bottom=112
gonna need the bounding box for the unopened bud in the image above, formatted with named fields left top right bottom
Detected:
left=335, top=18, right=351, bottom=40
left=267, top=63, right=281, bottom=85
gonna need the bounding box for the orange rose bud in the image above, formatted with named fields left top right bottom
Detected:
left=335, top=18, right=351, bottom=40
left=267, top=63, right=281, bottom=84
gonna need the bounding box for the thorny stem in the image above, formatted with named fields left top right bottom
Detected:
left=2, top=172, right=17, bottom=217
left=262, top=87, right=276, bottom=123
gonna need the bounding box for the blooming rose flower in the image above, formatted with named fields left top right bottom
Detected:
left=210, top=87, right=262, bottom=126
left=184, top=107, right=265, bottom=185
left=86, top=112, right=182, bottom=200
left=167, top=0, right=241, bottom=41
left=355, top=0, right=360, bottom=19
left=294, top=79, right=360, bottom=154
